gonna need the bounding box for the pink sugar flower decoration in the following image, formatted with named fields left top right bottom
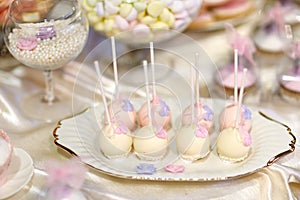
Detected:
left=45, top=157, right=87, bottom=190
left=17, top=36, right=38, bottom=51
left=195, top=124, right=208, bottom=138
left=165, top=164, right=185, bottom=173
left=225, top=23, right=256, bottom=67
left=156, top=127, right=168, bottom=139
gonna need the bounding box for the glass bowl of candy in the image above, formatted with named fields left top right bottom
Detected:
left=80, top=0, right=202, bottom=45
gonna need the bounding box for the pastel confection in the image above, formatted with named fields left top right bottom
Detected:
left=138, top=97, right=171, bottom=130
left=133, top=125, right=168, bottom=161
left=216, top=127, right=251, bottom=162
left=212, top=0, right=253, bottom=19
left=82, top=0, right=201, bottom=40
left=181, top=102, right=214, bottom=131
left=99, top=124, right=133, bottom=158
left=219, top=103, right=252, bottom=131
left=204, top=0, right=230, bottom=7
left=107, top=98, right=137, bottom=131
left=0, top=129, right=13, bottom=186
left=216, top=64, right=256, bottom=90
left=253, top=29, right=285, bottom=53
left=176, top=123, right=210, bottom=160
left=279, top=69, right=300, bottom=104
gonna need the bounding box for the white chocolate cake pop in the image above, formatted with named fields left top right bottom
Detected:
left=217, top=68, right=252, bottom=162
left=133, top=60, right=168, bottom=161
left=181, top=53, right=214, bottom=131
left=95, top=61, right=133, bottom=158
left=177, top=63, right=211, bottom=160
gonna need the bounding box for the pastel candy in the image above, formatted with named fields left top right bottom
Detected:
left=150, top=21, right=169, bottom=29
left=104, top=18, right=114, bottom=32
left=168, top=13, right=175, bottom=27
left=110, top=0, right=122, bottom=6
left=169, top=1, right=184, bottom=13
left=87, top=0, right=97, bottom=7
left=174, top=19, right=186, bottom=30
left=94, top=21, right=105, bottom=32
left=140, top=15, right=156, bottom=25
left=147, top=1, right=164, bottom=17
left=120, top=3, right=133, bottom=18
left=175, top=10, right=189, bottom=19
left=184, top=0, right=197, bottom=9
left=134, top=2, right=147, bottom=12
left=125, top=7, right=137, bottom=21
left=132, top=24, right=152, bottom=39
left=115, top=15, right=129, bottom=30
left=160, top=8, right=172, bottom=22
left=104, top=0, right=119, bottom=15
left=95, top=2, right=104, bottom=17
left=87, top=12, right=100, bottom=24
left=138, top=10, right=146, bottom=20
left=161, top=0, right=173, bottom=6
left=82, top=0, right=94, bottom=11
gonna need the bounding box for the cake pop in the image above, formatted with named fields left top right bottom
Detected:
left=95, top=61, right=133, bottom=159
left=133, top=60, right=168, bottom=161
left=217, top=68, right=252, bottom=162
left=176, top=63, right=211, bottom=161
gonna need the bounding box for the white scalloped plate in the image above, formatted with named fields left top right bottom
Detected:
left=53, top=98, right=295, bottom=181
left=0, top=148, right=34, bottom=199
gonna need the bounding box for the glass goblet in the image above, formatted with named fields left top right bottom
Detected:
left=3, top=0, right=89, bottom=122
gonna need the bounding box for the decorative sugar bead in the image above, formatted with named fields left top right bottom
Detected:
left=120, top=3, right=133, bottom=18
left=147, top=1, right=164, bottom=18
left=134, top=2, right=147, bottom=12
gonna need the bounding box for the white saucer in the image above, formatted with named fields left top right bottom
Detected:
left=0, top=148, right=34, bottom=199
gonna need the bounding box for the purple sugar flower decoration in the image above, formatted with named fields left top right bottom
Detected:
left=242, top=105, right=252, bottom=120
left=203, top=105, right=213, bottom=121
left=136, top=163, right=156, bottom=175
left=122, top=99, right=134, bottom=112
left=37, top=25, right=56, bottom=40
left=159, top=100, right=170, bottom=117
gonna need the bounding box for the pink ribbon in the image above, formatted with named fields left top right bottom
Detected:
left=194, top=124, right=208, bottom=138
left=225, top=23, right=256, bottom=67
left=156, top=127, right=168, bottom=139
left=262, top=2, right=285, bottom=31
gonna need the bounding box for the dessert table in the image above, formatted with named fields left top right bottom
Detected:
left=1, top=10, right=300, bottom=200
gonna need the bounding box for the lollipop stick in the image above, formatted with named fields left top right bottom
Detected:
left=235, top=68, right=247, bottom=127
left=234, top=49, right=238, bottom=103
left=150, top=42, right=156, bottom=98
left=111, top=36, right=119, bottom=96
left=94, top=61, right=111, bottom=126
left=195, top=53, right=200, bottom=114
left=143, top=60, right=152, bottom=126
left=190, top=65, right=195, bottom=124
